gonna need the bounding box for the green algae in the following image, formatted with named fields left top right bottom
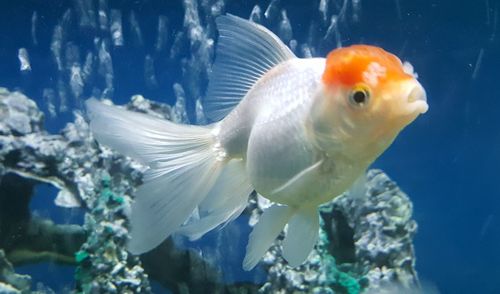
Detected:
left=318, top=217, right=362, bottom=294
left=75, top=250, right=89, bottom=263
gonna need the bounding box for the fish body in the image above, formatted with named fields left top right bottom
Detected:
left=86, top=15, right=428, bottom=270
left=219, top=58, right=337, bottom=207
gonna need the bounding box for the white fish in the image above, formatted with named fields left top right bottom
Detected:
left=86, top=14, right=428, bottom=270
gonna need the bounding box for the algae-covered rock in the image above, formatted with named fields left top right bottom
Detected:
left=0, top=250, right=31, bottom=294
left=0, top=88, right=43, bottom=136
left=326, top=170, right=419, bottom=291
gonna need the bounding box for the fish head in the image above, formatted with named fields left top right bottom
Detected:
left=310, top=45, right=428, bottom=160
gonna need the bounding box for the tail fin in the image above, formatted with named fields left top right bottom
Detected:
left=86, top=99, right=251, bottom=254
left=243, top=205, right=319, bottom=270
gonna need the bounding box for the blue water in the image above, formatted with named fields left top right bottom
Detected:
left=0, top=0, right=499, bottom=293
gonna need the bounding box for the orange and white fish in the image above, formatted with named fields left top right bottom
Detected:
left=86, top=14, right=428, bottom=270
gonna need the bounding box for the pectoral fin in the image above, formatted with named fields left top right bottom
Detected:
left=268, top=159, right=323, bottom=204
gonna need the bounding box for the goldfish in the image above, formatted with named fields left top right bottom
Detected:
left=86, top=14, right=428, bottom=270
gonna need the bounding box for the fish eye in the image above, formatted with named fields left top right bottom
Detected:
left=349, top=84, right=371, bottom=107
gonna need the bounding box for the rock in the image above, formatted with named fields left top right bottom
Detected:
left=0, top=89, right=43, bottom=136
left=0, top=250, right=31, bottom=294
left=0, top=88, right=151, bottom=293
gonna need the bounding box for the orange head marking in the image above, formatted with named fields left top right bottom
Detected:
left=322, top=45, right=412, bottom=88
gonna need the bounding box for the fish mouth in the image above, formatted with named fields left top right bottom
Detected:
left=406, top=82, right=428, bottom=114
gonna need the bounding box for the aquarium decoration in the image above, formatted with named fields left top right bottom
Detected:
left=0, top=0, right=425, bottom=292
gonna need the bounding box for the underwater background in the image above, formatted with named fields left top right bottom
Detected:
left=0, top=0, right=499, bottom=293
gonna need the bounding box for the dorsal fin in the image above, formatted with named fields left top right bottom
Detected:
left=204, top=14, right=296, bottom=121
